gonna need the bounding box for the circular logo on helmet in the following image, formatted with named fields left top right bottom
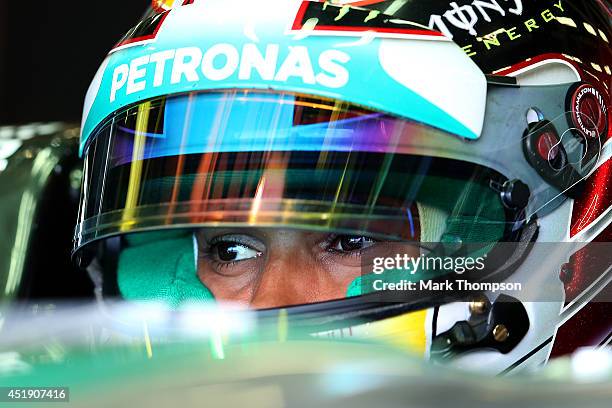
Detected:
left=567, top=83, right=608, bottom=139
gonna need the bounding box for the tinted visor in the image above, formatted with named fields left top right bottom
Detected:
left=75, top=90, right=523, bottom=253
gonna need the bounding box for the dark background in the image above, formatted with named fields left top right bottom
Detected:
left=0, top=0, right=149, bottom=125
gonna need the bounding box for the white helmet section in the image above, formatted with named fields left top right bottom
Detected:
left=80, top=0, right=487, bottom=154
left=379, top=39, right=486, bottom=139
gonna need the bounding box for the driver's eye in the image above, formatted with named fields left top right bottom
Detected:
left=331, top=235, right=376, bottom=252
left=213, top=242, right=262, bottom=263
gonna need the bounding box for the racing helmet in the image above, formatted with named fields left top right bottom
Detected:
left=74, top=0, right=611, bottom=373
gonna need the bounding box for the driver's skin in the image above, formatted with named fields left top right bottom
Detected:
left=196, top=227, right=421, bottom=308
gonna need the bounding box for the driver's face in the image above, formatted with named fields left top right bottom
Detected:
left=196, top=228, right=419, bottom=309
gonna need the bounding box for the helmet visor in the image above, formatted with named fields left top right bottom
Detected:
left=75, top=90, right=524, bottom=253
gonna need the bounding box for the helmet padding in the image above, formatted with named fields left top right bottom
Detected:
left=117, top=231, right=214, bottom=307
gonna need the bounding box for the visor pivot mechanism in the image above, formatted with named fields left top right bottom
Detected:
left=493, top=324, right=510, bottom=343
left=430, top=295, right=529, bottom=360
left=522, top=120, right=592, bottom=200
left=490, top=179, right=530, bottom=210
left=469, top=295, right=490, bottom=315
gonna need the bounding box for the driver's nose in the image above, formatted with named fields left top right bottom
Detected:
left=248, top=233, right=347, bottom=309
